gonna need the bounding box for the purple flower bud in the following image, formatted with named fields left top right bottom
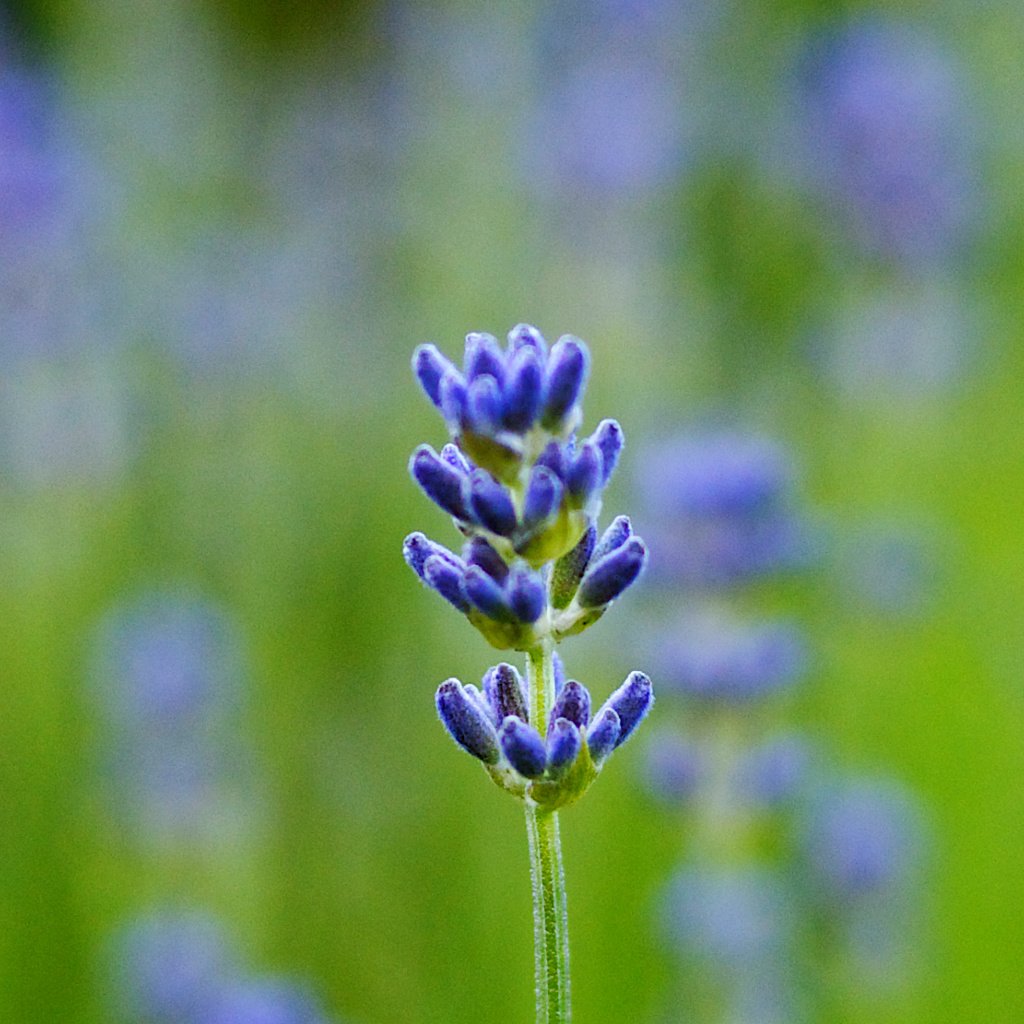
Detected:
left=586, top=706, right=621, bottom=763
left=463, top=564, right=513, bottom=621
left=439, top=370, right=468, bottom=429
left=483, top=663, right=528, bottom=723
left=507, top=566, right=546, bottom=623
left=463, top=536, right=509, bottom=582
left=546, top=718, right=581, bottom=777
left=465, top=374, right=503, bottom=433
left=440, top=442, right=471, bottom=474
left=436, top=680, right=500, bottom=764
left=507, top=322, right=548, bottom=356
left=592, top=418, right=624, bottom=485
left=499, top=717, right=548, bottom=778
left=423, top=555, right=470, bottom=612
left=410, top=445, right=472, bottom=522
left=464, top=331, right=506, bottom=383
left=535, top=440, right=566, bottom=480
left=403, top=532, right=460, bottom=580
left=412, top=343, right=456, bottom=408
left=566, top=442, right=602, bottom=504
left=591, top=515, right=632, bottom=563
left=542, top=335, right=590, bottom=429
left=468, top=470, right=517, bottom=536
left=523, top=464, right=564, bottom=528
left=503, top=346, right=544, bottom=431
left=550, top=679, right=591, bottom=733
left=463, top=683, right=498, bottom=726
left=577, top=536, right=647, bottom=608
left=550, top=523, right=597, bottom=610
left=599, top=671, right=653, bottom=748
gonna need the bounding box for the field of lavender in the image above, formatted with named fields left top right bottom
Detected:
left=3, top=1, right=1024, bottom=1022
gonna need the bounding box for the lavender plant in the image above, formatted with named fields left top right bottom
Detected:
left=404, top=325, right=653, bottom=1023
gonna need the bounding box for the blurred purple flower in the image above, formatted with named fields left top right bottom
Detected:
left=802, top=778, right=923, bottom=902
left=637, top=431, right=810, bottom=588
left=650, top=610, right=807, bottom=704
left=114, top=911, right=234, bottom=1023
left=798, top=17, right=980, bottom=269
left=207, top=978, right=329, bottom=1024
left=91, top=588, right=253, bottom=842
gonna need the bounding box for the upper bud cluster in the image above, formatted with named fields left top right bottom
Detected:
left=405, top=326, right=647, bottom=651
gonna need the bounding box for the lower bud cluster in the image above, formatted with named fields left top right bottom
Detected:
left=436, top=662, right=653, bottom=809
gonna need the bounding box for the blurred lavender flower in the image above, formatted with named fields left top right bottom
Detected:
left=208, top=978, right=329, bottom=1024
left=801, top=778, right=923, bottom=903
left=0, top=44, right=130, bottom=486
left=797, top=17, right=980, bottom=270
left=736, top=733, right=812, bottom=808
left=664, top=865, right=796, bottom=969
left=91, top=588, right=255, bottom=844
left=650, top=610, right=806, bottom=704
left=114, top=911, right=234, bottom=1024
left=637, top=431, right=809, bottom=588
left=527, top=0, right=718, bottom=198
left=113, top=910, right=335, bottom=1024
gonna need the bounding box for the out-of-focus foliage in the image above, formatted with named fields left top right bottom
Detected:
left=1, top=1, right=1023, bottom=1022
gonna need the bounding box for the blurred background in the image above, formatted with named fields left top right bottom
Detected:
left=2, top=0, right=1023, bottom=1021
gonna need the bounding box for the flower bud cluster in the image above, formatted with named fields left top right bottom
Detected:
left=436, top=663, right=652, bottom=809
left=405, top=325, right=652, bottom=807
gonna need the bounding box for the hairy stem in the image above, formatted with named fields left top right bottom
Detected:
left=526, top=643, right=571, bottom=1023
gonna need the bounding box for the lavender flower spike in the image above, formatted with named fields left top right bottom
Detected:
left=405, top=324, right=653, bottom=1024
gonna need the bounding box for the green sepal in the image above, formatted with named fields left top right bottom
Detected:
left=553, top=605, right=605, bottom=641
left=467, top=611, right=541, bottom=652
left=515, top=506, right=589, bottom=568
left=528, top=738, right=600, bottom=811
left=458, top=430, right=523, bottom=483
left=550, top=522, right=596, bottom=609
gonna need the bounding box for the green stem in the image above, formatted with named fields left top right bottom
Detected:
left=526, top=643, right=571, bottom=1024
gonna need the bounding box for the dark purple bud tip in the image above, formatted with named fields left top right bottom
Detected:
left=592, top=419, right=624, bottom=485
left=550, top=680, right=591, bottom=733
left=503, top=346, right=544, bottom=432
left=586, top=707, right=621, bottom=763
left=523, top=465, right=563, bottom=529
left=469, top=470, right=517, bottom=537
left=484, top=663, right=528, bottom=723
left=436, top=680, right=500, bottom=764
left=605, top=671, right=653, bottom=748
left=591, top=515, right=632, bottom=563
left=577, top=536, right=647, bottom=609
left=542, top=336, right=590, bottom=429
left=466, top=374, right=503, bottom=434
left=464, top=565, right=514, bottom=622
left=424, top=555, right=470, bottom=613
left=566, top=442, right=602, bottom=504
left=547, top=719, right=581, bottom=776
left=403, top=532, right=458, bottom=580
left=413, top=344, right=455, bottom=408
left=507, top=323, right=548, bottom=356
left=464, top=536, right=509, bottom=582
left=464, top=332, right=506, bottom=383
left=440, top=442, right=471, bottom=474
left=499, top=717, right=548, bottom=778
left=410, top=445, right=471, bottom=521
left=508, top=566, right=546, bottom=624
